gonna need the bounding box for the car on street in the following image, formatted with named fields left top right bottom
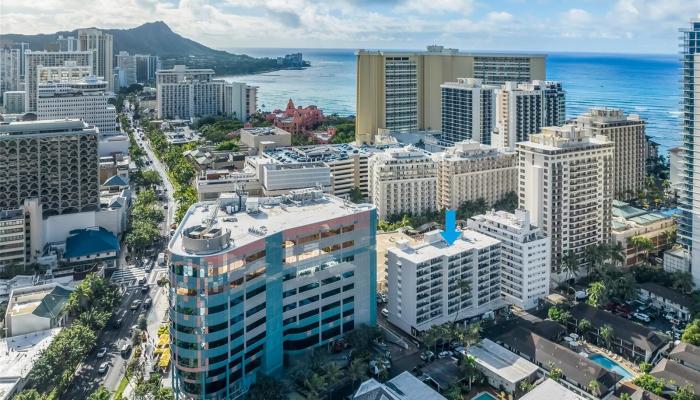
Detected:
left=98, top=362, right=109, bottom=374
left=120, top=343, right=131, bottom=357
left=438, top=351, right=452, bottom=359
left=420, top=351, right=434, bottom=361
left=112, top=311, right=126, bottom=328
left=141, top=284, right=149, bottom=293
left=96, top=347, right=108, bottom=358
left=633, top=312, right=651, bottom=323
left=130, top=299, right=142, bottom=310
left=381, top=308, right=389, bottom=317
left=144, top=297, right=152, bottom=308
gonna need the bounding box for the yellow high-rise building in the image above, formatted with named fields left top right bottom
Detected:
left=355, top=46, right=546, bottom=144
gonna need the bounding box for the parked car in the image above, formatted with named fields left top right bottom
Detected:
left=453, top=346, right=468, bottom=356
left=633, top=312, right=651, bottom=323
left=381, top=308, right=389, bottom=317
left=144, top=297, right=152, bottom=308
left=98, top=362, right=109, bottom=374
left=420, top=351, right=434, bottom=361
left=575, top=290, right=588, bottom=300
left=141, top=284, right=149, bottom=293
left=120, top=343, right=131, bottom=357
left=130, top=300, right=142, bottom=310
left=96, top=347, right=108, bottom=358
left=438, top=351, right=452, bottom=359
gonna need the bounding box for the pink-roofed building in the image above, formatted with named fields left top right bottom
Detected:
left=266, top=98, right=324, bottom=134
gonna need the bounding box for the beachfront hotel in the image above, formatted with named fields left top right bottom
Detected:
left=355, top=46, right=546, bottom=144
left=168, top=189, right=376, bottom=399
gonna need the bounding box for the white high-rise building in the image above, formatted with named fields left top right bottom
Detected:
left=24, top=51, right=92, bottom=112
left=440, top=78, right=498, bottom=145
left=0, top=48, right=21, bottom=95
left=115, top=51, right=137, bottom=89
left=436, top=141, right=518, bottom=210
left=494, top=81, right=566, bottom=151
left=517, top=125, right=613, bottom=276
left=156, top=65, right=226, bottom=119
left=678, top=20, right=700, bottom=288
left=56, top=35, right=78, bottom=52
left=78, top=29, right=114, bottom=92
left=386, top=229, right=504, bottom=335
left=368, top=145, right=438, bottom=219
left=575, top=107, right=648, bottom=200
left=468, top=209, right=550, bottom=310
left=37, top=77, right=118, bottom=136
left=224, top=81, right=255, bottom=121
left=246, top=85, right=258, bottom=117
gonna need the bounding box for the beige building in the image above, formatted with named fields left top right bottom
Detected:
left=576, top=107, right=647, bottom=200
left=517, top=125, right=614, bottom=276
left=436, top=141, right=517, bottom=210
left=355, top=46, right=546, bottom=144
left=78, top=28, right=114, bottom=92
left=368, top=146, right=438, bottom=219
left=24, top=51, right=92, bottom=112
left=238, top=126, right=292, bottom=152
left=611, top=200, right=675, bottom=267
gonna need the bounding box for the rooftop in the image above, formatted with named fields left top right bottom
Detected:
left=469, top=209, right=543, bottom=237
left=64, top=227, right=120, bottom=259
left=569, top=303, right=668, bottom=353
left=650, top=358, right=700, bottom=393
left=353, top=371, right=447, bottom=400
left=520, top=378, right=585, bottom=400
left=639, top=282, right=693, bottom=309
left=356, top=46, right=546, bottom=58
left=495, top=327, right=622, bottom=394
left=518, top=125, right=613, bottom=152
left=263, top=143, right=393, bottom=164
left=0, top=119, right=94, bottom=137
left=0, top=328, right=61, bottom=400
left=389, top=229, right=500, bottom=263
left=668, top=342, right=700, bottom=370
left=240, top=126, right=290, bottom=137
left=467, top=339, right=538, bottom=384
left=170, top=190, right=374, bottom=256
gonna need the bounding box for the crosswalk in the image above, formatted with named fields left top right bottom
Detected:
left=110, top=266, right=146, bottom=286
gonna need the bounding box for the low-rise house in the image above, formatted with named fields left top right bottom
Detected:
left=650, top=358, right=700, bottom=396
left=183, top=147, right=247, bottom=172
left=467, top=338, right=538, bottom=394
left=63, top=227, right=120, bottom=269
left=611, top=200, right=675, bottom=267
left=613, top=382, right=665, bottom=400
left=568, top=303, right=668, bottom=362
left=638, top=282, right=692, bottom=321
left=668, top=342, right=700, bottom=372
left=353, top=371, right=447, bottom=400
left=495, top=327, right=622, bottom=399
left=4, top=283, right=72, bottom=337
left=520, top=378, right=585, bottom=400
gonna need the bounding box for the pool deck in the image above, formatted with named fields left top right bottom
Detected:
left=582, top=343, right=639, bottom=378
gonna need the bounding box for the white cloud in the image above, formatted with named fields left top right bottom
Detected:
left=397, top=0, right=475, bottom=14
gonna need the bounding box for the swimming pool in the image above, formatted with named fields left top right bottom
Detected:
left=589, top=354, right=634, bottom=379
left=472, top=392, right=498, bottom=400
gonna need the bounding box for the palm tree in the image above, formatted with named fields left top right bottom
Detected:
left=586, top=281, right=607, bottom=308
left=518, top=380, right=535, bottom=394
left=444, top=385, right=463, bottom=400
left=348, top=359, right=366, bottom=390
left=303, top=373, right=327, bottom=399
left=584, top=244, right=605, bottom=276
left=588, top=380, right=602, bottom=397
left=460, top=355, right=480, bottom=391
left=68, top=283, right=93, bottom=314
left=671, top=271, right=694, bottom=294
left=324, top=363, right=342, bottom=400
left=465, top=322, right=482, bottom=348
left=546, top=363, right=563, bottom=382
left=88, top=387, right=111, bottom=400
left=629, top=236, right=654, bottom=265
left=423, top=326, right=440, bottom=354
left=619, top=393, right=632, bottom=400
left=578, top=318, right=592, bottom=339
left=608, top=242, right=626, bottom=268
left=600, top=324, right=615, bottom=349
left=561, top=251, right=580, bottom=293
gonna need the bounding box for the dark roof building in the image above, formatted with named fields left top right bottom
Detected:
left=668, top=342, right=700, bottom=372
left=495, top=327, right=622, bottom=397
left=569, top=303, right=668, bottom=362
left=64, top=227, right=120, bottom=260
left=613, top=382, right=665, bottom=400
left=638, top=282, right=693, bottom=322
left=650, top=358, right=700, bottom=395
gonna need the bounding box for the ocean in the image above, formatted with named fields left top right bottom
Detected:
left=222, top=48, right=680, bottom=155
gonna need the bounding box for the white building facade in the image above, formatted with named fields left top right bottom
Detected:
left=386, top=230, right=504, bottom=335
left=78, top=28, right=114, bottom=91
left=440, top=78, right=498, bottom=145
left=468, top=209, right=550, bottom=310
left=0, top=48, right=21, bottom=95
left=24, top=51, right=93, bottom=112
left=368, top=146, right=438, bottom=220
left=517, top=125, right=613, bottom=276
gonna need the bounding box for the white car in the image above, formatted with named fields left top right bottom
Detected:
left=633, top=312, right=651, bottom=323
left=438, top=351, right=452, bottom=359
left=98, top=362, right=109, bottom=374
left=96, top=347, right=107, bottom=358
left=381, top=308, right=389, bottom=317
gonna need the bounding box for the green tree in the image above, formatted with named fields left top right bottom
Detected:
left=547, top=364, right=563, bottom=382
left=88, top=387, right=111, bottom=400
left=12, top=389, right=46, bottom=400
left=324, top=363, right=343, bottom=400
left=245, top=374, right=288, bottom=400
left=633, top=373, right=665, bottom=395
left=672, top=384, right=697, bottom=400
left=619, top=393, right=633, bottom=400
left=578, top=318, right=592, bottom=338
left=349, top=186, right=364, bottom=203
left=444, top=385, right=463, bottom=400
left=629, top=235, right=654, bottom=264
left=586, top=281, right=607, bottom=308
left=303, top=373, right=327, bottom=399
left=600, top=324, right=615, bottom=349
left=346, top=324, right=382, bottom=359
left=682, top=319, right=700, bottom=345
left=460, top=355, right=481, bottom=391
left=136, top=170, right=163, bottom=188
left=492, top=191, right=518, bottom=213
left=671, top=271, right=695, bottom=294
left=587, top=380, right=602, bottom=397
left=348, top=359, right=367, bottom=390
left=561, top=251, right=580, bottom=294
left=519, top=380, right=535, bottom=393
left=639, top=361, right=652, bottom=374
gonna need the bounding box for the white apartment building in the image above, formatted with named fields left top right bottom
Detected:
left=576, top=107, right=647, bottom=200
left=386, top=229, right=504, bottom=336
left=78, top=29, right=114, bottom=91
left=0, top=48, right=21, bottom=95
left=24, top=51, right=92, bottom=112
left=517, top=125, right=613, bottom=276
left=246, top=85, right=258, bottom=117
left=156, top=65, right=238, bottom=120
left=369, top=146, right=438, bottom=219
left=3, top=91, right=25, bottom=114
left=440, top=78, right=498, bottom=145
left=436, top=141, right=517, bottom=210
left=57, top=35, right=78, bottom=52
left=0, top=209, right=28, bottom=268
left=115, top=51, right=137, bottom=89
left=37, top=77, right=118, bottom=135
left=468, top=209, right=550, bottom=310
left=494, top=81, right=566, bottom=151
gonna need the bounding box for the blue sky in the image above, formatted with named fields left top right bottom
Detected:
left=2, top=0, right=700, bottom=54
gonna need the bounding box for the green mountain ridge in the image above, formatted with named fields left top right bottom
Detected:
left=0, top=21, right=292, bottom=76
